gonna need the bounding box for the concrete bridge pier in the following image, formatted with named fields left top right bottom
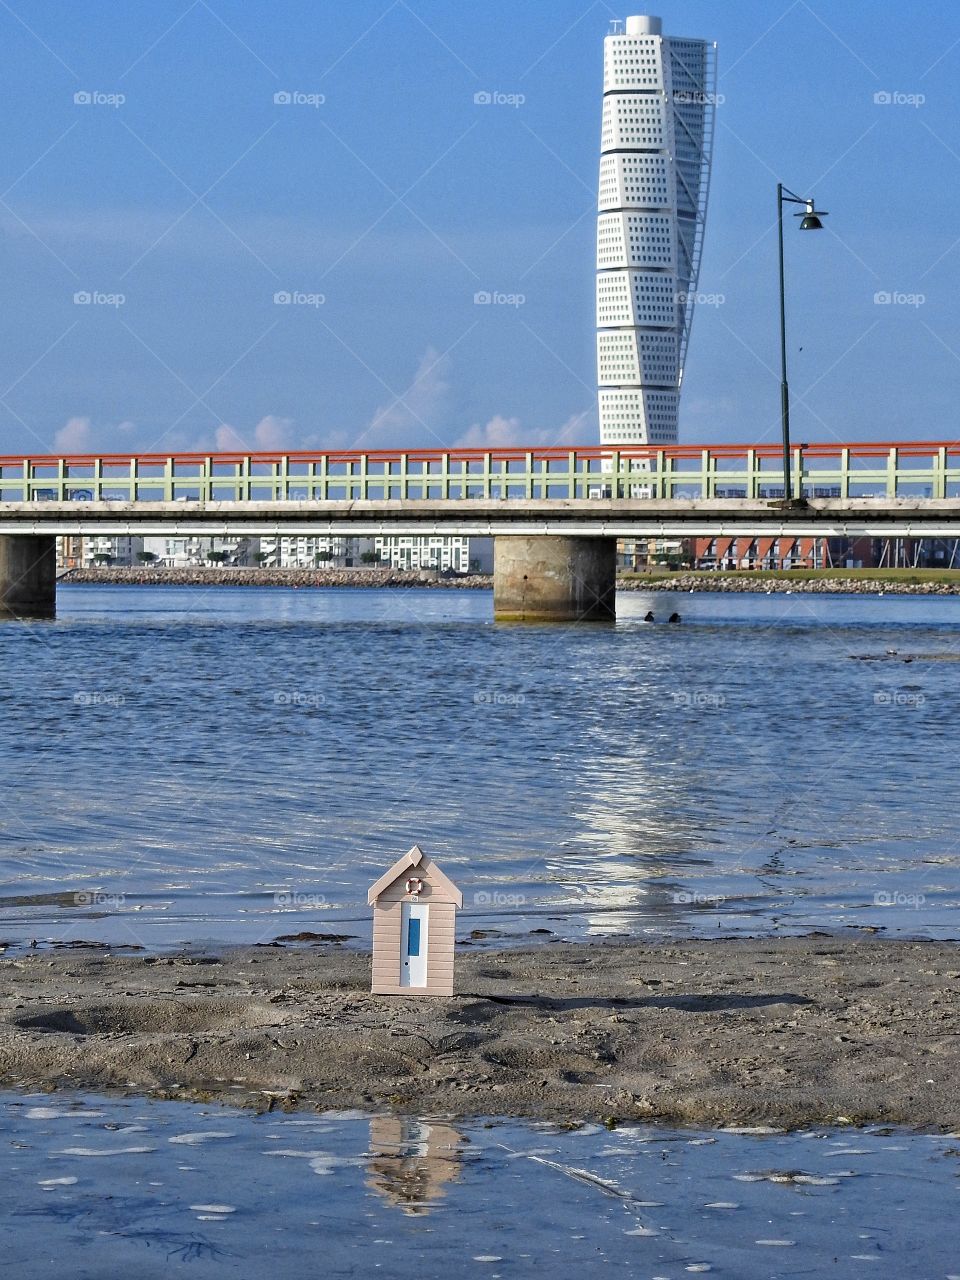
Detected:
left=0, top=535, right=57, bottom=619
left=493, top=535, right=617, bottom=622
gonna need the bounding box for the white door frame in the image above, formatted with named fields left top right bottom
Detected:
left=400, top=901, right=429, bottom=987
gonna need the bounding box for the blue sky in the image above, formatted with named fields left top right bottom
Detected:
left=1, top=0, right=958, bottom=455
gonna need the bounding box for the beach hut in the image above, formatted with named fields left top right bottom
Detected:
left=368, top=845, right=462, bottom=996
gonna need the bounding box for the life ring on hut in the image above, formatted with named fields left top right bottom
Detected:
left=405, top=877, right=424, bottom=897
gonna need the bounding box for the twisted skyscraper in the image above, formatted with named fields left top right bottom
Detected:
left=597, top=16, right=716, bottom=446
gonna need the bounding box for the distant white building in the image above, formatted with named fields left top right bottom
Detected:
left=259, top=536, right=371, bottom=568
left=83, top=535, right=144, bottom=567
left=374, top=536, right=471, bottom=574
left=142, top=536, right=259, bottom=567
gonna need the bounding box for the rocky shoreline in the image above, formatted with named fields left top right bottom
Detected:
left=621, top=574, right=960, bottom=595
left=2, top=937, right=958, bottom=1128
left=60, top=566, right=492, bottom=589
left=59, top=566, right=960, bottom=594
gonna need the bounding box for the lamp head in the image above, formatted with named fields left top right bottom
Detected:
left=797, top=198, right=827, bottom=230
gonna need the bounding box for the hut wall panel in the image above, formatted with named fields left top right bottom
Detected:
left=371, top=871, right=458, bottom=997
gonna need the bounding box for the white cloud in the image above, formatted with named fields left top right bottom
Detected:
left=212, top=415, right=296, bottom=452
left=213, top=423, right=244, bottom=450
left=49, top=417, right=138, bottom=453
left=456, top=410, right=592, bottom=449
left=361, top=346, right=451, bottom=446
left=53, top=416, right=93, bottom=452
left=252, top=414, right=295, bottom=450
left=456, top=414, right=522, bottom=447
left=48, top=402, right=594, bottom=461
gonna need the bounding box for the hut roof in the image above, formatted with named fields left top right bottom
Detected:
left=367, top=844, right=463, bottom=908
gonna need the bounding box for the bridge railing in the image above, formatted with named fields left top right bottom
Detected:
left=1, top=443, right=959, bottom=503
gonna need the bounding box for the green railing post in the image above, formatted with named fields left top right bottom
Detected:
left=654, top=450, right=665, bottom=499
left=840, top=448, right=850, bottom=500
left=525, top=452, right=534, bottom=500
left=278, top=454, right=289, bottom=501
left=662, top=450, right=673, bottom=498
left=935, top=446, right=947, bottom=500
left=399, top=453, right=409, bottom=501
left=21, top=458, right=30, bottom=501
left=947, top=448, right=959, bottom=499
left=887, top=447, right=898, bottom=499
left=164, top=457, right=174, bottom=502
left=702, top=449, right=713, bottom=499
left=746, top=448, right=758, bottom=499
left=93, top=456, right=103, bottom=502
left=129, top=456, right=138, bottom=501
left=484, top=452, right=494, bottom=500
left=608, top=451, right=620, bottom=498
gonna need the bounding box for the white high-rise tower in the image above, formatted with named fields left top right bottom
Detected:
left=597, top=15, right=716, bottom=447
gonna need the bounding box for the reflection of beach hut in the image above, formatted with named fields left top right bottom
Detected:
left=368, top=845, right=462, bottom=996
left=366, top=1117, right=465, bottom=1215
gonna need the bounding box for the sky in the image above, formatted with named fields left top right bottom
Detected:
left=1, top=0, right=959, bottom=457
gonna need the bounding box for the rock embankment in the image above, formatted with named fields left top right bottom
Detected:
left=2, top=937, right=958, bottom=1128
left=61, top=566, right=960, bottom=594
left=60, top=566, right=492, bottom=589
left=620, top=574, right=960, bottom=595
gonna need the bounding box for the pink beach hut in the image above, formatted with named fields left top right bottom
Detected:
left=368, top=845, right=463, bottom=997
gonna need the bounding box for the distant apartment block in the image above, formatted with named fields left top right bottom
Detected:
left=375, top=536, right=471, bottom=574
left=84, top=536, right=144, bottom=566
left=260, top=535, right=371, bottom=568
left=141, top=536, right=259, bottom=567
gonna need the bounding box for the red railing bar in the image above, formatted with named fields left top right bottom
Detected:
left=2, top=441, right=960, bottom=467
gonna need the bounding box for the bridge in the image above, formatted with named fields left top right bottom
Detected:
left=2, top=440, right=960, bottom=621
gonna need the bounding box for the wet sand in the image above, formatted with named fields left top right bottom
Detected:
left=2, top=937, right=958, bottom=1128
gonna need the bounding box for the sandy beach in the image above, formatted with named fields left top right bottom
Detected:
left=2, top=936, right=957, bottom=1129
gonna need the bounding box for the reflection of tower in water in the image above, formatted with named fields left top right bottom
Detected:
left=366, top=1117, right=466, bottom=1216
left=552, top=661, right=716, bottom=933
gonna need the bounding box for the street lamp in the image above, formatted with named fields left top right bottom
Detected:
left=777, top=184, right=828, bottom=503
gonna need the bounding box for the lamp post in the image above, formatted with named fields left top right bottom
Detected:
left=777, top=184, right=827, bottom=504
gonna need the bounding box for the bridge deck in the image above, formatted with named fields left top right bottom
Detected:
left=2, top=443, right=960, bottom=535
left=3, top=498, right=960, bottom=537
